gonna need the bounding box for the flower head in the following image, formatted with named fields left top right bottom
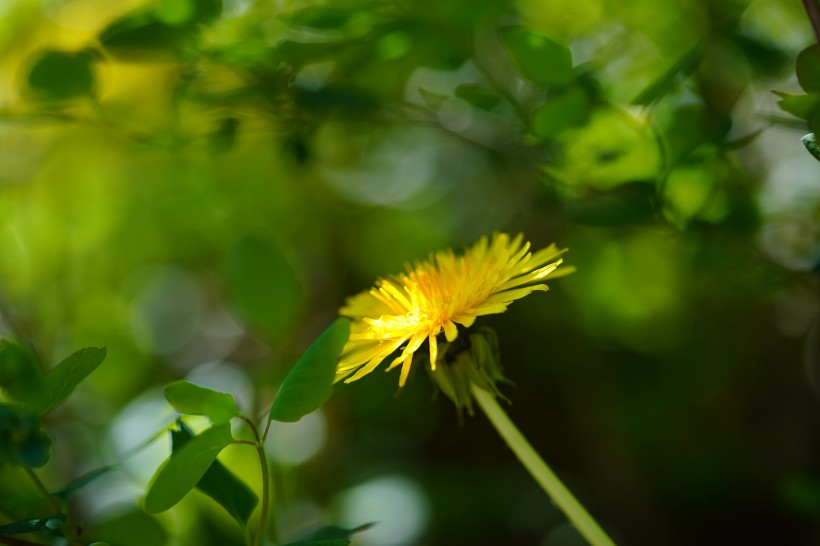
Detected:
left=336, top=233, right=574, bottom=386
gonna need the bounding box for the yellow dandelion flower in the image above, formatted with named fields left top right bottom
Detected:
left=336, top=233, right=574, bottom=387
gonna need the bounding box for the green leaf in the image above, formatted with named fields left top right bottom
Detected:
left=803, top=133, right=820, bottom=162
left=499, top=27, right=573, bottom=88
left=797, top=44, right=820, bottom=93
left=156, top=0, right=221, bottom=25
left=0, top=514, right=65, bottom=536
left=284, top=523, right=373, bottom=545
left=164, top=381, right=240, bottom=423
left=155, top=0, right=196, bottom=25
left=775, top=92, right=820, bottom=120
left=43, top=347, right=107, bottom=414
left=0, top=339, right=47, bottom=412
left=282, top=5, right=354, bottom=30
left=100, top=14, right=193, bottom=59
left=53, top=465, right=118, bottom=500
left=27, top=50, right=95, bottom=100
left=171, top=421, right=257, bottom=527
left=144, top=423, right=234, bottom=514
left=531, top=86, right=590, bottom=139
left=269, top=318, right=350, bottom=423
left=455, top=83, right=501, bottom=111
left=225, top=236, right=303, bottom=342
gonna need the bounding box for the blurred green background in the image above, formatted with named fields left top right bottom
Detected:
left=1, top=0, right=820, bottom=544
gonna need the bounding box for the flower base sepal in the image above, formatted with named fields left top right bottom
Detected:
left=427, top=327, right=510, bottom=414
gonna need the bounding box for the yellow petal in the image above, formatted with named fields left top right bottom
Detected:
left=398, top=351, right=414, bottom=387
left=429, top=333, right=438, bottom=370
left=443, top=320, right=458, bottom=342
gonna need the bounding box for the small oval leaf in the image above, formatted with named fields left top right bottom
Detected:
left=269, top=318, right=350, bottom=423
left=44, top=347, right=107, bottom=414
left=164, top=381, right=240, bottom=423
left=171, top=421, right=257, bottom=526
left=500, top=27, right=573, bottom=88
left=144, top=423, right=233, bottom=514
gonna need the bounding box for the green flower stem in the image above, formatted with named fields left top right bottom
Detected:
left=23, top=467, right=60, bottom=514
left=470, top=384, right=616, bottom=546
left=252, top=442, right=271, bottom=546
left=23, top=468, right=83, bottom=546
left=242, top=417, right=275, bottom=546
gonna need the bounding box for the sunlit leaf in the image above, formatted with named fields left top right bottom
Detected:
left=155, top=0, right=196, bottom=25
left=269, top=318, right=350, bottom=423
left=0, top=514, right=65, bottom=536
left=499, top=27, right=573, bottom=87
left=164, top=381, right=240, bottom=423
left=144, top=423, right=234, bottom=514
left=153, top=0, right=221, bottom=26
left=171, top=421, right=258, bottom=527
left=551, top=107, right=661, bottom=190
left=43, top=347, right=107, bottom=414
left=797, top=44, right=820, bottom=93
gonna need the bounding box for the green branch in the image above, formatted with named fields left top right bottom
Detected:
left=470, top=384, right=616, bottom=546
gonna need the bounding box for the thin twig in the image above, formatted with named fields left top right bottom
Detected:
left=804, top=0, right=820, bottom=41
left=22, top=469, right=60, bottom=515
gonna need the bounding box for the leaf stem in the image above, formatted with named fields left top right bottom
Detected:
left=262, top=418, right=272, bottom=443
left=252, top=442, right=271, bottom=546
left=242, top=417, right=276, bottom=546
left=23, top=467, right=60, bottom=515
left=470, top=384, right=616, bottom=546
